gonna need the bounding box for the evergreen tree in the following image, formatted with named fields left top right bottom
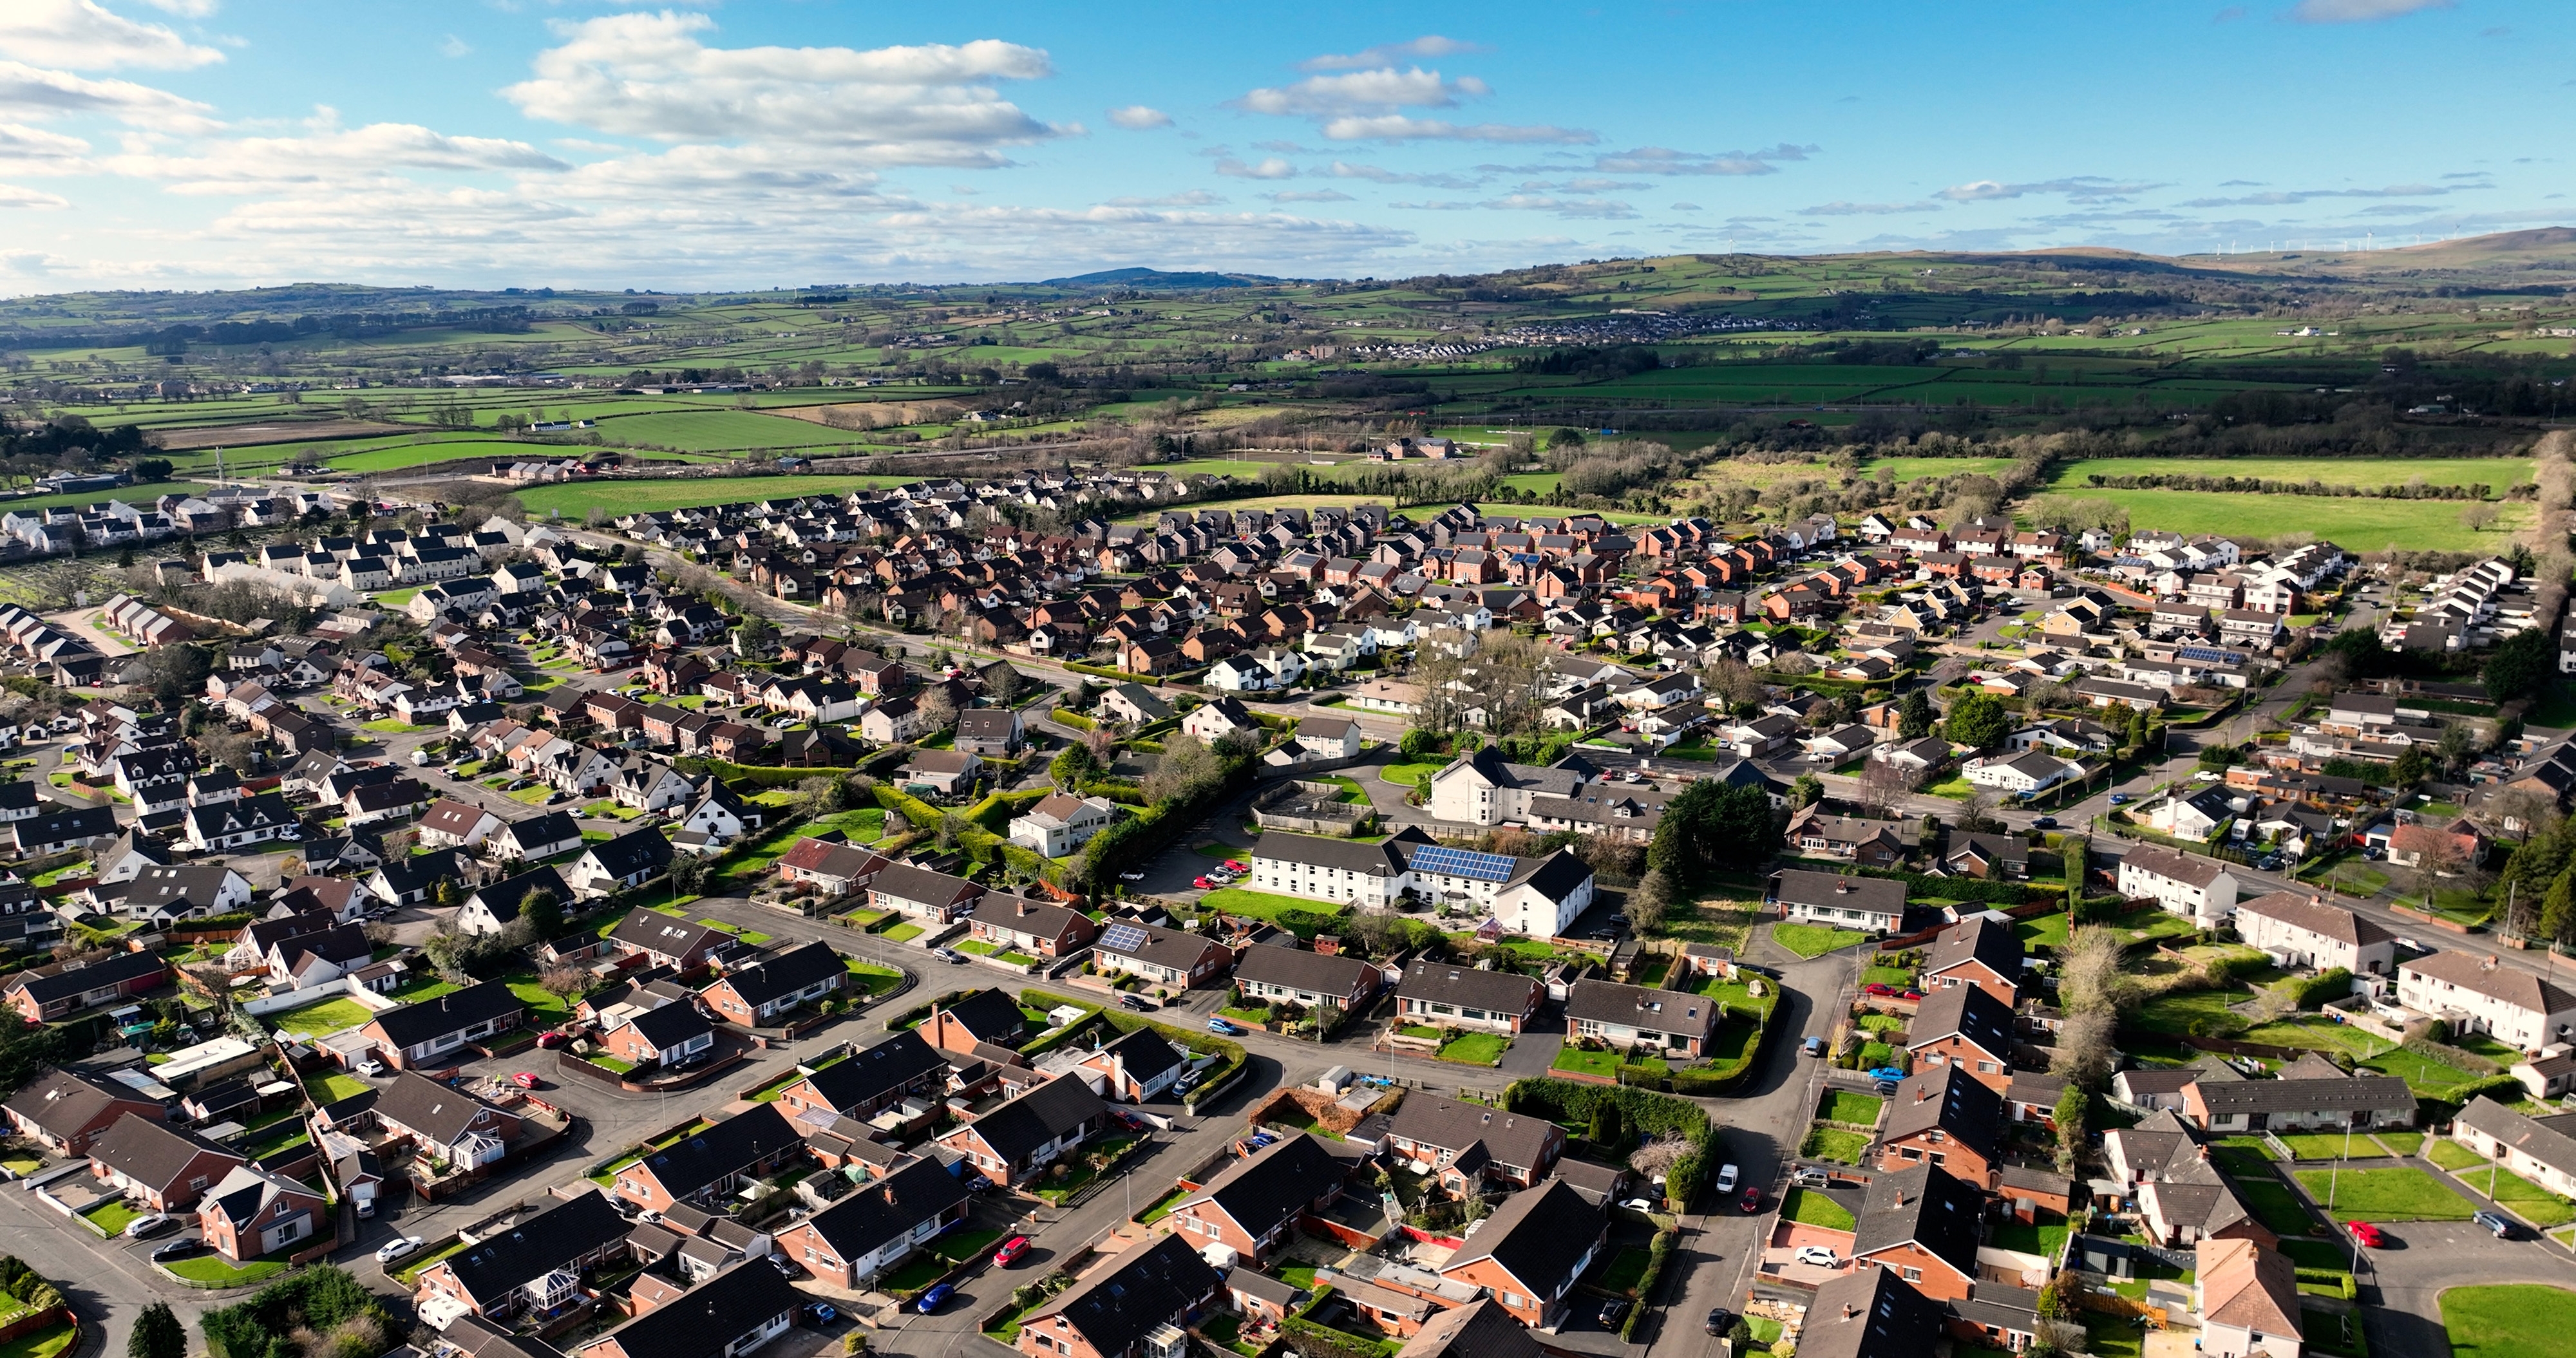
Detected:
left=2543, top=867, right=2576, bottom=947
left=1589, top=1100, right=1624, bottom=1149
left=1944, top=692, right=2012, bottom=751
left=1897, top=691, right=1934, bottom=739
left=129, top=1303, right=184, bottom=1358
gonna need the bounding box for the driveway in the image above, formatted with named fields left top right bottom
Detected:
left=2354, top=1217, right=2576, bottom=1358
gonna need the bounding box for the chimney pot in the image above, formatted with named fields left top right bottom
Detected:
left=1844, top=1305, right=1859, bottom=1321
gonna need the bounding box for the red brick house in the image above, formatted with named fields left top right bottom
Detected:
left=1920, top=916, right=2023, bottom=1008
left=1877, top=1066, right=2003, bottom=1188
left=1848, top=1164, right=1985, bottom=1301
left=1433, top=1180, right=1607, bottom=1330
left=198, top=1164, right=329, bottom=1262
left=88, top=1113, right=243, bottom=1211
left=1161, top=1133, right=1359, bottom=1266
left=4, top=1070, right=164, bottom=1156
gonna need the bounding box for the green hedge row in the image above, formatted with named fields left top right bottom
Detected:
left=1505, top=1078, right=1716, bottom=1210
left=1621, top=1227, right=1682, bottom=1340
left=1794, top=860, right=2063, bottom=906
left=202, top=1267, right=386, bottom=1358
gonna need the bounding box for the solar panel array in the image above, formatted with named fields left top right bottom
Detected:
left=1408, top=844, right=1517, bottom=882
left=1099, top=922, right=1151, bottom=954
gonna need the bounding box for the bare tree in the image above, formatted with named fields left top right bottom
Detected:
left=2391, top=824, right=2470, bottom=906
left=2050, top=1008, right=2118, bottom=1089
left=1625, top=869, right=1672, bottom=935
left=2059, top=925, right=2139, bottom=1016
left=916, top=684, right=958, bottom=734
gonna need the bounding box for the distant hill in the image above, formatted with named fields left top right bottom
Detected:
left=1037, top=268, right=1285, bottom=289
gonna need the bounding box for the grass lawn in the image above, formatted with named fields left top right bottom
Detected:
left=2458, top=1164, right=2576, bottom=1227
left=2358, top=1044, right=2481, bottom=1095
left=2233, top=1176, right=2322, bottom=1236
left=2442, top=1283, right=2576, bottom=1358
left=1139, top=1187, right=1193, bottom=1224
left=2125, top=986, right=2248, bottom=1037
left=165, top=1255, right=289, bottom=1286
left=2014, top=912, right=2073, bottom=950
left=1860, top=965, right=1914, bottom=988
left=2430, top=1140, right=2490, bottom=1172
left=2079, top=1311, right=2145, bottom=1358
left=82, top=1198, right=140, bottom=1236
left=305, top=1072, right=372, bottom=1104
left=591, top=1055, right=635, bottom=1073
left=1598, top=1247, right=1656, bottom=1296
left=2372, top=1131, right=2426, bottom=1157
left=1781, top=1187, right=1856, bottom=1231
left=883, top=922, right=924, bottom=943
left=272, top=995, right=378, bottom=1035
left=1376, top=762, right=1442, bottom=786
left=1771, top=922, right=1870, bottom=957
left=846, top=959, right=904, bottom=996
left=2293, top=1167, right=2476, bottom=1221
left=1435, top=1033, right=1508, bottom=1065
left=1820, top=1091, right=1884, bottom=1126
left=0, top=1323, right=74, bottom=1358
left=1196, top=887, right=1351, bottom=932
left=2277, top=1133, right=2376, bottom=1160
left=1800, top=1126, right=1870, bottom=1165
left=1989, top=1215, right=2071, bottom=1260
left=1551, top=1047, right=1620, bottom=1079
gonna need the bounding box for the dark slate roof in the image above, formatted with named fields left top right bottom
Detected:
left=1229, top=943, right=1377, bottom=998
left=1396, top=1297, right=1548, bottom=1358
left=1394, top=962, right=1542, bottom=1014
left=799, top=1031, right=949, bottom=1111
left=1251, top=833, right=1408, bottom=878
left=1174, top=1132, right=1347, bottom=1241
left=1562, top=979, right=1716, bottom=1036
left=373, top=1070, right=510, bottom=1144
left=1386, top=1093, right=1560, bottom=1173
left=634, top=1105, right=800, bottom=1201
left=365, top=981, right=524, bottom=1050
left=1852, top=1163, right=1984, bottom=1279
left=1909, top=985, right=2017, bottom=1061
left=4, top=950, right=165, bottom=1006
left=1095, top=919, right=1223, bottom=972
left=1923, top=915, right=2022, bottom=985
left=377, top=848, right=462, bottom=896
left=1027, top=1233, right=1222, bottom=1358
left=623, top=999, right=714, bottom=1052
left=2190, top=1073, right=2414, bottom=1116
left=609, top=911, right=728, bottom=960
left=959, top=1074, right=1105, bottom=1162
left=714, top=941, right=844, bottom=1009
left=585, top=825, right=674, bottom=879
left=86, top=1112, right=238, bottom=1190
left=1438, top=1178, right=1604, bottom=1299
left=1773, top=869, right=1908, bottom=916
left=2458, top=1095, right=2576, bottom=1178
left=865, top=862, right=981, bottom=909
left=1801, top=1268, right=1947, bottom=1358
left=1884, top=1065, right=2005, bottom=1157
left=933, top=989, right=1029, bottom=1047
left=442, top=1191, right=631, bottom=1306
left=468, top=865, right=570, bottom=925
left=1090, top=1026, right=1184, bottom=1083
left=793, top=1158, right=970, bottom=1261
left=585, top=1259, right=799, bottom=1358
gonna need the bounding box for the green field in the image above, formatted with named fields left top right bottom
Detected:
left=2052, top=456, right=2534, bottom=493
left=272, top=996, right=378, bottom=1035
left=516, top=473, right=918, bottom=518
left=2443, top=1285, right=2576, bottom=1358
left=1861, top=455, right=2020, bottom=482
left=1770, top=923, right=1872, bottom=957
left=0, top=480, right=210, bottom=514
left=2293, top=1167, right=2476, bottom=1221
left=2039, top=486, right=2532, bottom=551
left=593, top=409, right=873, bottom=451
left=1781, top=1187, right=1855, bottom=1231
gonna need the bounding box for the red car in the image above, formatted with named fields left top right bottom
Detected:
left=1739, top=1186, right=1763, bottom=1214
left=1862, top=983, right=1897, bottom=997
left=2347, top=1220, right=2385, bottom=1249
left=535, top=1032, right=567, bottom=1050
left=510, top=1072, right=541, bottom=1089
left=1193, top=876, right=1215, bottom=889
left=992, top=1235, right=1032, bottom=1267
left=1223, top=860, right=1248, bottom=872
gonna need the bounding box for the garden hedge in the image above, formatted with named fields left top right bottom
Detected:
left=1504, top=1078, right=1716, bottom=1210
left=201, top=1267, right=386, bottom=1358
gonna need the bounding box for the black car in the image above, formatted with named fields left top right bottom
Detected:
left=149, top=1239, right=207, bottom=1263
left=1598, top=1300, right=1629, bottom=1328
left=1118, top=995, right=1151, bottom=1012
left=1706, top=1308, right=1736, bottom=1337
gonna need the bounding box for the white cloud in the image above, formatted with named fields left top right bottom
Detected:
left=2291, top=0, right=2452, bottom=21
left=1300, top=37, right=1488, bottom=72
left=1940, top=176, right=2162, bottom=202
left=1328, top=161, right=1481, bottom=189
left=0, top=59, right=218, bottom=129
left=0, top=122, right=91, bottom=172
left=1482, top=193, right=1635, bottom=218
left=1264, top=189, right=1353, bottom=202
left=0, top=1, right=223, bottom=70
left=1215, top=156, right=1296, bottom=179
left=501, top=12, right=1059, bottom=167
left=440, top=35, right=472, bottom=59
left=108, top=122, right=568, bottom=193
left=1321, top=115, right=1591, bottom=144
left=136, top=0, right=219, bottom=15
left=1240, top=68, right=1486, bottom=117
left=1669, top=202, right=1702, bottom=211
left=2175, top=182, right=2477, bottom=207
left=0, top=183, right=70, bottom=209
left=1104, top=190, right=1222, bottom=205
left=1800, top=199, right=1941, bottom=216
left=1106, top=105, right=1171, bottom=129
left=1582, top=144, right=1815, bottom=175
left=1519, top=176, right=1647, bottom=193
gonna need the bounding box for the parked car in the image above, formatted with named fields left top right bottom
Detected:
left=2347, top=1220, right=2385, bottom=1249
left=1224, top=860, right=1248, bottom=872
left=357, top=1059, right=386, bottom=1077
left=1712, top=1164, right=1740, bottom=1194
left=2474, top=1210, right=2515, bottom=1238
left=375, top=1236, right=424, bottom=1265
left=1618, top=1197, right=1657, bottom=1212
left=1866, top=1066, right=1906, bottom=1082
left=1794, top=1246, right=1840, bottom=1268
left=1789, top=1167, right=1830, bottom=1189
left=916, top=1283, right=954, bottom=1314
left=1871, top=1079, right=1899, bottom=1097
left=150, top=1239, right=207, bottom=1263
left=1598, top=1300, right=1628, bottom=1329
left=1207, top=1017, right=1244, bottom=1036
left=2031, top=816, right=2058, bottom=829
left=963, top=1174, right=992, bottom=1193
left=2108, top=793, right=2130, bottom=806
left=1738, top=1186, right=1763, bottom=1214
left=510, top=1072, right=541, bottom=1089
left=124, top=1213, right=180, bottom=1240
left=801, top=1303, right=838, bottom=1326
left=1193, top=877, right=1215, bottom=889
left=1706, top=1309, right=1736, bottom=1337
left=1862, top=983, right=1897, bottom=997
left=993, top=1236, right=1032, bottom=1267
left=535, top=1032, right=567, bottom=1050
left=937, top=948, right=967, bottom=965
left=1801, top=1036, right=1826, bottom=1058
left=1119, top=995, right=1153, bottom=1012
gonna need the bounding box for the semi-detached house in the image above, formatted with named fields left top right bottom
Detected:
left=2398, top=950, right=2576, bottom=1052
left=771, top=1158, right=971, bottom=1288
left=357, top=981, right=526, bottom=1070
left=2119, top=845, right=2242, bottom=927
left=608, top=1104, right=802, bottom=1214
left=1433, top=1179, right=1607, bottom=1332
left=414, top=1189, right=632, bottom=1324
left=1379, top=1092, right=1563, bottom=1194
left=933, top=1075, right=1105, bottom=1186
left=1163, top=1132, right=1360, bottom=1266
left=2231, top=890, right=2397, bottom=977
left=699, top=941, right=844, bottom=1026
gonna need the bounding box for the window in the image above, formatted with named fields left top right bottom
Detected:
left=1902, top=1267, right=1922, bottom=1283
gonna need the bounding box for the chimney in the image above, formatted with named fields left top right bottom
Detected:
left=1917, top=1086, right=1929, bottom=1104
left=882, top=1185, right=896, bottom=1205
left=1836, top=880, right=1851, bottom=894
left=1894, top=1189, right=1907, bottom=1207
left=1843, top=1305, right=1860, bottom=1321
left=1314, top=935, right=1341, bottom=957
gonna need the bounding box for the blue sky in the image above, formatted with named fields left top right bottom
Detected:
left=0, top=0, right=2564, bottom=292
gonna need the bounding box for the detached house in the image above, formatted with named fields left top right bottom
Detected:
left=772, top=1157, right=971, bottom=1289
left=932, top=1075, right=1106, bottom=1186
left=1093, top=919, right=1231, bottom=990
left=1392, top=963, right=1545, bottom=1035
left=198, top=1164, right=330, bottom=1263
left=967, top=896, right=1098, bottom=959
left=1433, top=1179, right=1607, bottom=1332
left=1381, top=1093, right=1564, bottom=1193
left=357, top=981, right=526, bottom=1070
left=1163, top=1132, right=1362, bottom=1266
left=1563, top=979, right=1719, bottom=1057
left=1229, top=943, right=1382, bottom=1021
left=699, top=941, right=844, bottom=1026
left=88, top=1114, right=245, bottom=1212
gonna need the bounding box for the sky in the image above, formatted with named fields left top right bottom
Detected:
left=0, top=0, right=2566, bottom=294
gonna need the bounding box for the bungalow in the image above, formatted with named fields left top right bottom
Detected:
left=607, top=1104, right=802, bottom=1214
left=607, top=912, right=732, bottom=970
left=357, top=981, right=526, bottom=1070
left=967, top=896, right=1098, bottom=958
left=866, top=862, right=984, bottom=923
left=1093, top=919, right=1232, bottom=990
left=1962, top=751, right=2080, bottom=795
left=373, top=1070, right=523, bottom=1169
left=2179, top=1061, right=2415, bottom=1135
left=5, top=950, right=167, bottom=1022
left=1072, top=1026, right=1189, bottom=1104
left=1393, top=961, right=1546, bottom=1034
left=1563, top=979, right=1719, bottom=1058
left=775, top=838, right=888, bottom=898
left=1772, top=869, right=1908, bottom=934
left=931, top=1075, right=1106, bottom=1185
left=699, top=941, right=844, bottom=1026
left=773, top=1030, right=950, bottom=1123
left=414, top=1190, right=632, bottom=1323
left=3, top=1070, right=163, bottom=1156
left=88, top=1114, right=244, bottom=1212
left=1229, top=943, right=1381, bottom=1019
left=2452, top=1095, right=2576, bottom=1203
left=772, top=1157, right=972, bottom=1288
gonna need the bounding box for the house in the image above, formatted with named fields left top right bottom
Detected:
left=2451, top=1096, right=2576, bottom=1203
left=455, top=865, right=573, bottom=937
left=1182, top=696, right=1262, bottom=744
left=1799, top=1269, right=1947, bottom=1358
left=1397, top=1299, right=1549, bottom=1358
left=1920, top=916, right=2023, bottom=1007
left=608, top=911, right=733, bottom=970
left=358, top=981, right=527, bottom=1070
left=1848, top=1163, right=1985, bottom=1301
left=2400, top=950, right=2576, bottom=1051
left=2179, top=1061, right=2414, bottom=1134
left=2232, top=891, right=2396, bottom=977
left=699, top=941, right=844, bottom=1026
left=607, top=1104, right=802, bottom=1213
left=1007, top=794, right=1119, bottom=858
left=1295, top=715, right=1363, bottom=760
left=1096, top=683, right=1172, bottom=725
left=773, top=838, right=887, bottom=898
left=954, top=708, right=1025, bottom=756
left=772, top=1157, right=972, bottom=1288
left=1563, top=979, right=1719, bottom=1057
left=1772, top=869, right=1908, bottom=934
left=1093, top=919, right=1231, bottom=989
left=1879, top=1066, right=2003, bottom=1187
left=600, top=999, right=717, bottom=1071
left=1941, top=832, right=2028, bottom=881
left=1962, top=751, right=2079, bottom=795
left=374, top=1070, right=524, bottom=1169
left=487, top=811, right=584, bottom=863
left=570, top=1259, right=800, bottom=1358
left=1014, top=1232, right=1221, bottom=1358
left=1906, top=985, right=2019, bottom=1095
left=2195, top=1238, right=2304, bottom=1358
left=119, top=863, right=252, bottom=924
left=932, top=1075, right=1106, bottom=1185
left=1381, top=1092, right=1564, bottom=1193
left=1433, top=1179, right=1607, bottom=1331
left=923, top=989, right=1032, bottom=1053
left=5, top=950, right=167, bottom=1022
left=2117, top=845, right=2242, bottom=926
left=5, top=1070, right=163, bottom=1156
left=968, top=896, right=1098, bottom=958
left=566, top=825, right=676, bottom=898
left=198, top=1164, right=330, bottom=1263
left=415, top=1190, right=632, bottom=1323
left=88, top=1114, right=245, bottom=1212
left=1229, top=943, right=1381, bottom=1019
left=773, top=1030, right=950, bottom=1123
left=1072, top=1026, right=1188, bottom=1103
left=1788, top=811, right=1911, bottom=868
left=1162, top=1133, right=1360, bottom=1267
left=896, top=748, right=984, bottom=797
left=1392, top=963, right=1545, bottom=1034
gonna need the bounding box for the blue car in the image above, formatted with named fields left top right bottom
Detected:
left=1208, top=1017, right=1244, bottom=1036
left=1801, top=1037, right=1826, bottom=1058
left=918, top=1283, right=955, bottom=1314
left=1866, top=1066, right=1906, bottom=1082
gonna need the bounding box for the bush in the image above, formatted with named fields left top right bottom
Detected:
left=201, top=1268, right=387, bottom=1358
left=2287, top=967, right=2353, bottom=1010
left=1505, top=1079, right=1715, bottom=1207
left=1622, top=1227, right=1681, bottom=1339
